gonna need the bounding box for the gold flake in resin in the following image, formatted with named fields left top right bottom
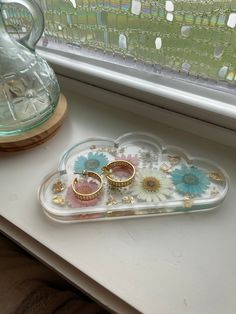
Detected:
left=160, top=163, right=172, bottom=173
left=211, top=187, right=220, bottom=196
left=106, top=148, right=117, bottom=155
left=168, top=155, right=181, bottom=165
left=97, top=146, right=117, bottom=155
left=122, top=196, right=135, bottom=204
left=186, top=158, right=193, bottom=165
left=183, top=196, right=193, bottom=208
left=90, top=145, right=97, bottom=150
left=52, top=195, right=65, bottom=206
left=106, top=196, right=118, bottom=206
left=209, top=172, right=224, bottom=182
left=52, top=181, right=65, bottom=193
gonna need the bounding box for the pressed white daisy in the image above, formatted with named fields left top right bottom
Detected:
left=131, top=169, right=173, bottom=202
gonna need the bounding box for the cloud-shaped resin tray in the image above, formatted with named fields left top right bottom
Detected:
left=38, top=132, right=229, bottom=222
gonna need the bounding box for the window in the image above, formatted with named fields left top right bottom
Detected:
left=3, top=0, right=236, bottom=130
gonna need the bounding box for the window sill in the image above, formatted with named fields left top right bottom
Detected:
left=57, top=74, right=236, bottom=148
left=1, top=78, right=236, bottom=314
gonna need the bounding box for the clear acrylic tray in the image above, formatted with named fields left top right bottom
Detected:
left=38, top=132, right=229, bottom=222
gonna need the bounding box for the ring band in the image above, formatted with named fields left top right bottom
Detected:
left=72, top=171, right=103, bottom=201
left=103, top=160, right=135, bottom=188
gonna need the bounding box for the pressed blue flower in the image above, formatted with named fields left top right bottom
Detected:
left=171, top=165, right=210, bottom=196
left=74, top=152, right=108, bottom=174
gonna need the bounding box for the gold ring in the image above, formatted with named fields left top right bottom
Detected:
left=103, top=160, right=135, bottom=188
left=72, top=171, right=103, bottom=201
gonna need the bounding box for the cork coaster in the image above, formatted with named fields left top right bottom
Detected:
left=0, top=93, right=67, bottom=152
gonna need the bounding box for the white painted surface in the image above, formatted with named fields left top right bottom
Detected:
left=1, top=83, right=236, bottom=314
left=38, top=49, right=236, bottom=130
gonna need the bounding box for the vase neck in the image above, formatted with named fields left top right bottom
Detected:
left=0, top=8, right=13, bottom=40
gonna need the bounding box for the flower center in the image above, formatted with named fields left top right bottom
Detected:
left=85, top=159, right=100, bottom=170
left=183, top=174, right=199, bottom=185
left=142, top=177, right=161, bottom=192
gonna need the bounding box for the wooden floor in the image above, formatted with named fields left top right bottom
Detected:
left=0, top=233, right=109, bottom=314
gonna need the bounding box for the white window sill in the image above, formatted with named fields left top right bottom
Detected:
left=1, top=77, right=236, bottom=314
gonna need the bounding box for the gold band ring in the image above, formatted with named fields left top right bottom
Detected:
left=72, top=171, right=103, bottom=201
left=103, top=160, right=135, bottom=188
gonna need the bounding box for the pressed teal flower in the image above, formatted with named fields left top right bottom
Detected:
left=171, top=165, right=210, bottom=196
left=74, top=152, right=108, bottom=174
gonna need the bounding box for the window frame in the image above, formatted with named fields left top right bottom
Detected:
left=38, top=46, right=236, bottom=132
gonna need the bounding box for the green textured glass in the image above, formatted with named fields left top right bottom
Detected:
left=0, top=0, right=60, bottom=136
left=4, top=0, right=236, bottom=85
